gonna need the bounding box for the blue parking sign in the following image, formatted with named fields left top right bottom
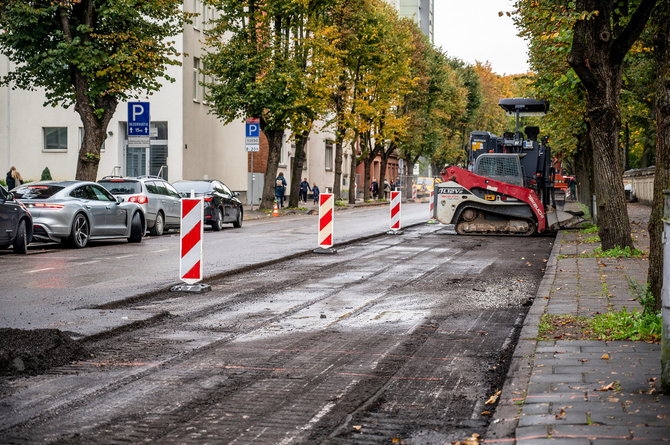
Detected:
left=246, top=120, right=260, bottom=138
left=127, top=102, right=150, bottom=136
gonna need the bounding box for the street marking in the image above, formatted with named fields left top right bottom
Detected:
left=78, top=260, right=100, bottom=265
left=153, top=249, right=170, bottom=253
left=25, top=267, right=55, bottom=274
left=115, top=254, right=134, bottom=259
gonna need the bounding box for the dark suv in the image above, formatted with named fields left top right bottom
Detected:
left=172, top=180, right=243, bottom=231
left=0, top=185, right=32, bottom=253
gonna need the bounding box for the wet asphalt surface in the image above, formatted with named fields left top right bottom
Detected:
left=0, top=224, right=553, bottom=444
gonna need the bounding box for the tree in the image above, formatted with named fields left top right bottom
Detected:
left=206, top=1, right=295, bottom=210
left=648, top=0, right=669, bottom=310
left=0, top=0, right=185, bottom=180
left=568, top=0, right=657, bottom=250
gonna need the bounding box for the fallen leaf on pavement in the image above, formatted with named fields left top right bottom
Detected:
left=480, top=411, right=491, bottom=415
left=595, top=382, right=616, bottom=391
left=353, top=425, right=362, bottom=431
left=452, top=433, right=481, bottom=445
left=555, top=408, right=566, bottom=419
left=485, top=390, right=502, bottom=405
left=579, top=359, right=589, bottom=363
left=391, top=438, right=402, bottom=444
left=601, top=353, right=610, bottom=360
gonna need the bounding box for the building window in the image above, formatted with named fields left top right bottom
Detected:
left=193, top=0, right=203, bottom=30
left=325, top=140, right=333, bottom=171
left=193, top=57, right=201, bottom=102
left=78, top=127, right=105, bottom=152
left=43, top=127, right=67, bottom=151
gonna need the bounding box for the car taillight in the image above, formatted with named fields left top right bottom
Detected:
left=128, top=195, right=149, bottom=204
left=28, top=203, right=64, bottom=209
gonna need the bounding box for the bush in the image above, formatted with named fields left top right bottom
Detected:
left=40, top=167, right=52, bottom=181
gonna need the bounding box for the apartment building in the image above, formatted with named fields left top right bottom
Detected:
left=0, top=2, right=247, bottom=196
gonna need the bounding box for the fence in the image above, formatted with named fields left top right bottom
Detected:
left=623, top=166, right=655, bottom=204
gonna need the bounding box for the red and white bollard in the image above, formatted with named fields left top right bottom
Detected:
left=315, top=193, right=337, bottom=254
left=172, top=197, right=211, bottom=292
left=427, top=190, right=437, bottom=223
left=388, top=191, right=403, bottom=235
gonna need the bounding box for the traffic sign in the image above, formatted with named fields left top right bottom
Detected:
left=128, top=102, right=150, bottom=137
left=245, top=118, right=260, bottom=152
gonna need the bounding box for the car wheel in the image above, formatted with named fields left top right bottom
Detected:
left=128, top=212, right=144, bottom=243
left=12, top=220, right=28, bottom=254
left=150, top=212, right=165, bottom=236
left=212, top=208, right=223, bottom=231
left=233, top=208, right=243, bottom=228
left=68, top=213, right=90, bottom=248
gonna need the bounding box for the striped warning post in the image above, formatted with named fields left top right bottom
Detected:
left=429, top=190, right=435, bottom=217
left=390, top=191, right=401, bottom=231
left=180, top=198, right=204, bottom=284
left=318, top=193, right=334, bottom=248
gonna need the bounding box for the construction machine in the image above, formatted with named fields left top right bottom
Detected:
left=434, top=98, right=581, bottom=236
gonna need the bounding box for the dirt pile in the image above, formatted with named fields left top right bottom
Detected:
left=0, top=328, right=89, bottom=377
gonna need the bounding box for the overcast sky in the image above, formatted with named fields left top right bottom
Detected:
left=433, top=0, right=530, bottom=75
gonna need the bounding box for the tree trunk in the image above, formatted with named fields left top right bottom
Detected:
left=378, top=142, right=396, bottom=200
left=362, top=157, right=372, bottom=201
left=567, top=0, right=656, bottom=249
left=288, top=128, right=310, bottom=208
left=261, top=128, right=284, bottom=210
left=73, top=74, right=117, bottom=181
left=348, top=138, right=359, bottom=204
left=574, top=130, right=594, bottom=208
left=588, top=97, right=633, bottom=249
left=648, top=1, right=670, bottom=309
left=332, top=88, right=346, bottom=199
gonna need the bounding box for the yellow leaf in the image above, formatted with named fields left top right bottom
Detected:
left=485, top=390, right=502, bottom=405
left=601, top=353, right=610, bottom=360
left=353, top=425, right=362, bottom=431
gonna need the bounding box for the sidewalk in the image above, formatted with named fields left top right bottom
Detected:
left=487, top=202, right=670, bottom=444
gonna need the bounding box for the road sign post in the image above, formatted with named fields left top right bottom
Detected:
left=246, top=118, right=260, bottom=209
left=387, top=191, right=403, bottom=235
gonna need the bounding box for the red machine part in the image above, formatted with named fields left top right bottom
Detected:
left=441, top=166, right=547, bottom=233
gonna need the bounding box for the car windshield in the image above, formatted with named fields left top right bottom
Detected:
left=173, top=181, right=211, bottom=194
left=12, top=184, right=64, bottom=199
left=99, top=180, right=142, bottom=195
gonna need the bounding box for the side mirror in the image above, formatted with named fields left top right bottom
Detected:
left=233, top=191, right=240, bottom=197
left=116, top=196, right=124, bottom=203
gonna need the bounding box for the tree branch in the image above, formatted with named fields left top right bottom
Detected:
left=611, top=0, right=658, bottom=64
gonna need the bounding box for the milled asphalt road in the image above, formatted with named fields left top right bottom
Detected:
left=0, top=203, right=429, bottom=337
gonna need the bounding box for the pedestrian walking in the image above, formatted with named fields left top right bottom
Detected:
left=383, top=179, right=391, bottom=199
left=568, top=177, right=577, bottom=200
left=5, top=166, right=23, bottom=190
left=275, top=172, right=287, bottom=208
left=299, top=178, right=311, bottom=203
left=370, top=178, right=379, bottom=199
left=312, top=183, right=320, bottom=204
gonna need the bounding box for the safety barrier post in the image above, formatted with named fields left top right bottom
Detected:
left=314, top=193, right=337, bottom=254
left=387, top=191, right=403, bottom=235
left=171, top=196, right=211, bottom=292
left=427, top=190, right=437, bottom=224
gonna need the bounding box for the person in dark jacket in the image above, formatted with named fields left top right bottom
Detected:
left=275, top=172, right=287, bottom=207
left=370, top=179, right=379, bottom=199
left=299, top=178, right=311, bottom=203
left=312, top=183, right=320, bottom=204
left=5, top=166, right=22, bottom=190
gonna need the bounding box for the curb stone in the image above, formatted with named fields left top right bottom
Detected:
left=484, top=231, right=564, bottom=441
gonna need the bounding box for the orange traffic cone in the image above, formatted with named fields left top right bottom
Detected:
left=272, top=202, right=280, bottom=217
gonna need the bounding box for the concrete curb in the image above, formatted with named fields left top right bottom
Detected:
left=484, top=231, right=564, bottom=442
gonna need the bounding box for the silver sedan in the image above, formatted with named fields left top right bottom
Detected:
left=12, top=181, right=146, bottom=248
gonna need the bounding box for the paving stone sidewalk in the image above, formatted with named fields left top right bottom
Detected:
left=486, top=202, right=670, bottom=444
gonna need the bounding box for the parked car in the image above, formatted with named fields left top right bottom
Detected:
left=99, top=176, right=181, bottom=236
left=172, top=180, right=243, bottom=230
left=12, top=181, right=145, bottom=248
left=0, top=185, right=32, bottom=253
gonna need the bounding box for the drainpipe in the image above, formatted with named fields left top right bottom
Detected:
left=662, top=190, right=670, bottom=393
